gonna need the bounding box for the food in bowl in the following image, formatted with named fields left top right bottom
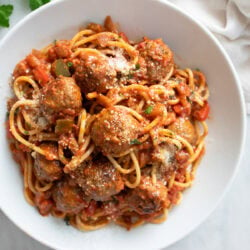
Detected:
left=6, top=16, right=210, bottom=230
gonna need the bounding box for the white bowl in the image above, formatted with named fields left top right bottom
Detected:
left=0, top=0, right=246, bottom=249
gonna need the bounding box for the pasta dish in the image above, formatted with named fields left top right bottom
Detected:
left=7, top=16, right=210, bottom=230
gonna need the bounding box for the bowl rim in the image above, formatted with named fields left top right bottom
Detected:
left=0, top=0, right=247, bottom=249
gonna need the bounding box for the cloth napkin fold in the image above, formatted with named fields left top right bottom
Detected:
left=168, top=0, right=250, bottom=114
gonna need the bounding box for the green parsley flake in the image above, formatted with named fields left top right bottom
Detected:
left=135, top=63, right=140, bottom=70
left=67, top=62, right=73, bottom=67
left=0, top=5, right=14, bottom=28
left=29, top=0, right=51, bottom=11
left=130, top=139, right=141, bottom=145
left=144, top=105, right=154, bottom=114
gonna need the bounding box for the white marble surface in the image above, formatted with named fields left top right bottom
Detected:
left=0, top=1, right=250, bottom=250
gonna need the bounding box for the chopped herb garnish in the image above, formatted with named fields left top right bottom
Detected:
left=24, top=130, right=29, bottom=135
left=135, top=63, right=140, bottom=70
left=64, top=216, right=70, bottom=226
left=0, top=5, right=14, bottom=28
left=6, top=111, right=9, bottom=118
left=144, top=105, right=154, bottom=114
left=29, top=0, right=51, bottom=11
left=119, top=92, right=124, bottom=97
left=67, top=61, right=73, bottom=67
left=130, top=139, right=141, bottom=145
left=53, top=39, right=57, bottom=45
left=195, top=68, right=200, bottom=72
left=127, top=73, right=134, bottom=79
left=169, top=95, right=175, bottom=100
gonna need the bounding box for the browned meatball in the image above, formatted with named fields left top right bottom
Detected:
left=90, top=106, right=140, bottom=155
left=168, top=118, right=197, bottom=145
left=137, top=39, right=174, bottom=81
left=74, top=51, right=118, bottom=94
left=52, top=180, right=88, bottom=214
left=127, top=176, right=168, bottom=215
left=40, top=76, right=82, bottom=121
left=33, top=143, right=62, bottom=182
left=70, top=157, right=124, bottom=201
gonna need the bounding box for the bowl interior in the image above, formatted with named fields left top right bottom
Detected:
left=0, top=0, right=245, bottom=249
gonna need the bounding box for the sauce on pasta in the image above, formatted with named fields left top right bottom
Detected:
left=6, top=16, right=210, bottom=230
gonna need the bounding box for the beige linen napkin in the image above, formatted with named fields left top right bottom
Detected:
left=168, top=0, right=250, bottom=114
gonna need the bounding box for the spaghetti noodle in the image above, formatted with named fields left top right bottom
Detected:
left=6, top=16, right=210, bottom=231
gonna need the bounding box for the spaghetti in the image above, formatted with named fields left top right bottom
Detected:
left=6, top=16, right=210, bottom=231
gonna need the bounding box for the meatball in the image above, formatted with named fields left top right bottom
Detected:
left=70, top=157, right=124, bottom=201
left=74, top=50, right=118, bottom=94
left=40, top=76, right=82, bottom=121
left=168, top=118, right=197, bottom=145
left=90, top=106, right=140, bottom=155
left=33, top=143, right=62, bottom=182
left=52, top=180, right=88, bottom=214
left=137, top=38, right=174, bottom=81
left=127, top=176, right=168, bottom=215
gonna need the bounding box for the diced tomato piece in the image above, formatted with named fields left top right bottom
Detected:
left=193, top=101, right=210, bottom=121
left=176, top=82, right=190, bottom=96
left=33, top=67, right=50, bottom=86
left=38, top=200, right=53, bottom=216
left=173, top=103, right=191, bottom=117
left=26, top=54, right=41, bottom=68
